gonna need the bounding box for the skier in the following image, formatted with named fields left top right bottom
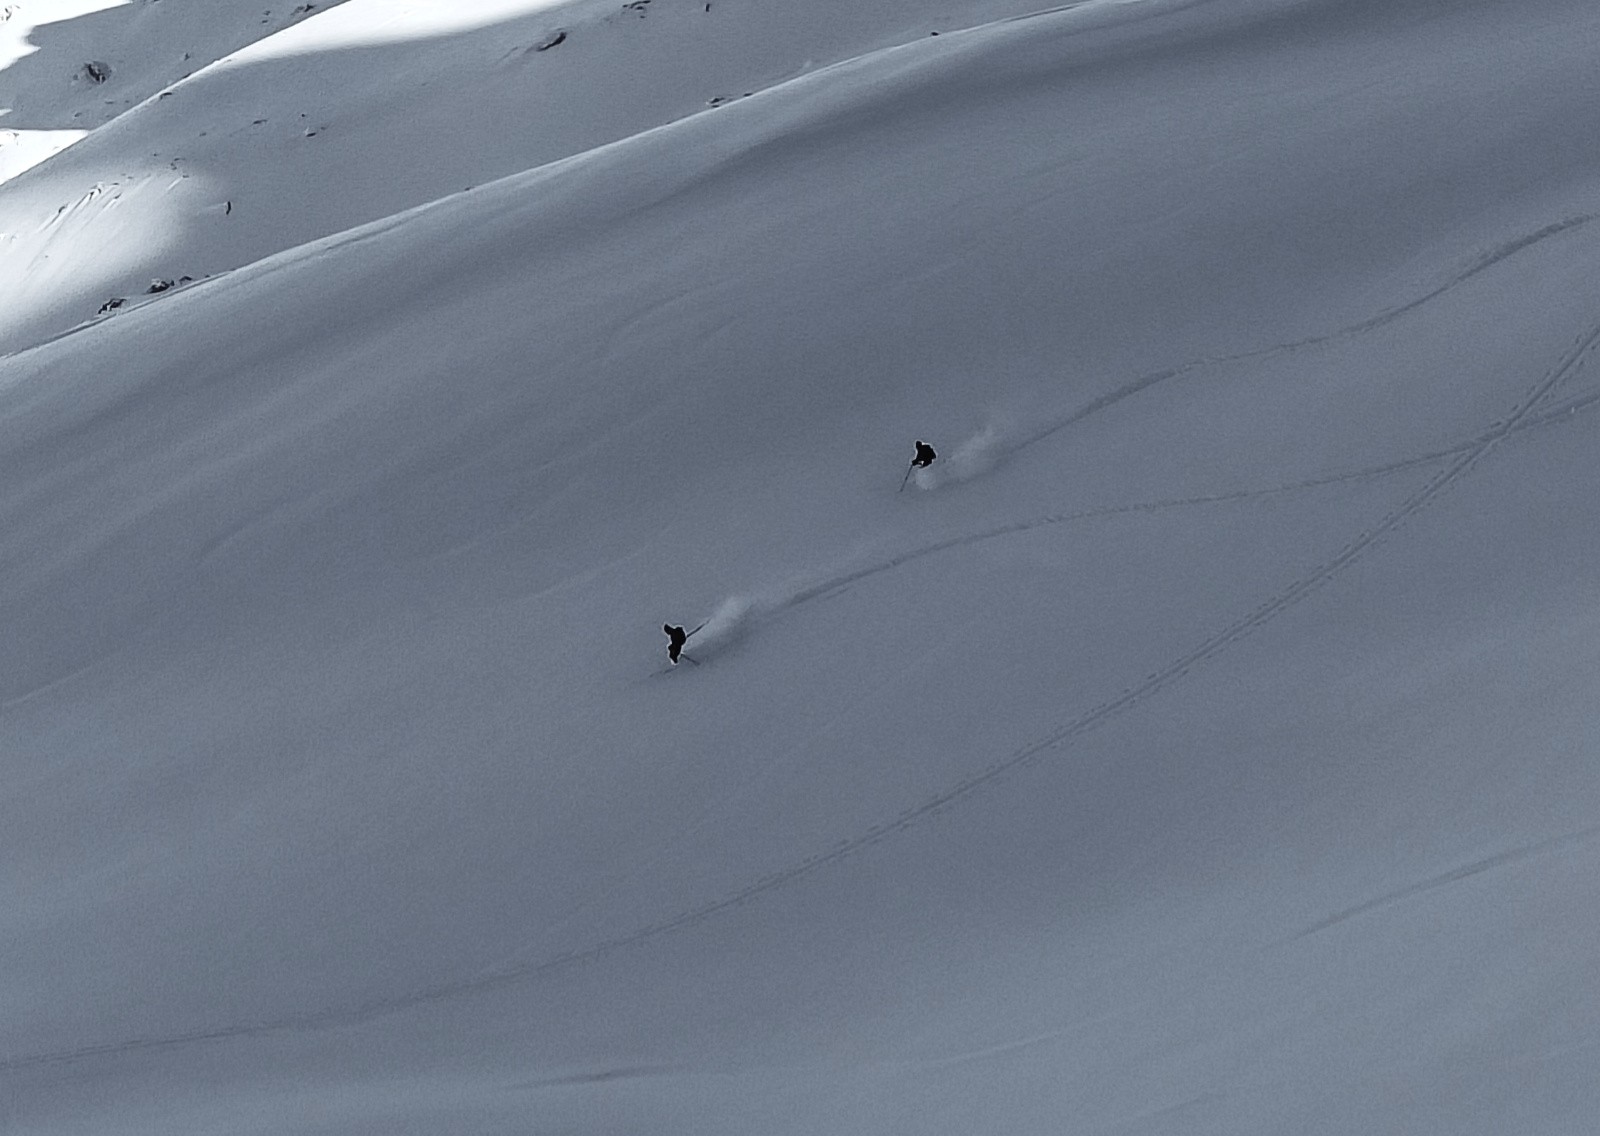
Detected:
left=664, top=623, right=688, bottom=664
left=664, top=621, right=708, bottom=666
left=899, top=439, right=938, bottom=491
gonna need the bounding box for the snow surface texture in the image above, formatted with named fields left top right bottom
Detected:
left=4, top=0, right=1600, bottom=1132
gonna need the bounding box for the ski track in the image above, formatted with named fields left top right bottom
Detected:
left=791, top=383, right=1600, bottom=611
left=1012, top=212, right=1600, bottom=454
left=1292, top=822, right=1600, bottom=940
left=0, top=645, right=132, bottom=712
left=506, top=1064, right=684, bottom=1091
left=6, top=314, right=1597, bottom=1076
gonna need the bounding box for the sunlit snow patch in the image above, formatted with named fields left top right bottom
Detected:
left=0, top=128, right=87, bottom=183
left=0, top=0, right=130, bottom=72
left=230, top=0, right=571, bottom=61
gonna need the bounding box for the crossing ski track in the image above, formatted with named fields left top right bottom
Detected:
left=7, top=313, right=1597, bottom=1077
left=788, top=382, right=1600, bottom=614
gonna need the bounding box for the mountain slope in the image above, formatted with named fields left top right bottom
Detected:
left=4, top=0, right=1600, bottom=1132
left=0, top=0, right=1055, bottom=353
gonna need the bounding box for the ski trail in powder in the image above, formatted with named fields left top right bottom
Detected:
left=8, top=312, right=1597, bottom=1075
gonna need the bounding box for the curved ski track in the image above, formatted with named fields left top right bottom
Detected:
left=791, top=383, right=1600, bottom=610
left=6, top=313, right=1597, bottom=1075
left=1013, top=213, right=1599, bottom=453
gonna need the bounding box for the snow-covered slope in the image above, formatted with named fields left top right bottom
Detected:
left=0, top=0, right=1049, bottom=354
left=4, top=0, right=1600, bottom=1132
left=0, top=0, right=344, bottom=179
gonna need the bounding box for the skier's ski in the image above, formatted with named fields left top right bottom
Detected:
left=653, top=651, right=700, bottom=676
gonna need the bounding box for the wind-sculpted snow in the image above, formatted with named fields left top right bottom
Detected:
left=0, top=0, right=1066, bottom=352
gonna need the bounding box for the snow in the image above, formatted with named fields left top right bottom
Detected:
left=0, top=126, right=83, bottom=180
left=3, top=0, right=1600, bottom=1132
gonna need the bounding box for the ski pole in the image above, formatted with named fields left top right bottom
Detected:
left=898, top=460, right=916, bottom=493
left=685, top=620, right=709, bottom=640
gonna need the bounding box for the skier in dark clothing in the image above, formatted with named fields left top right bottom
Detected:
left=664, top=622, right=707, bottom=665
left=900, top=439, right=938, bottom=491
